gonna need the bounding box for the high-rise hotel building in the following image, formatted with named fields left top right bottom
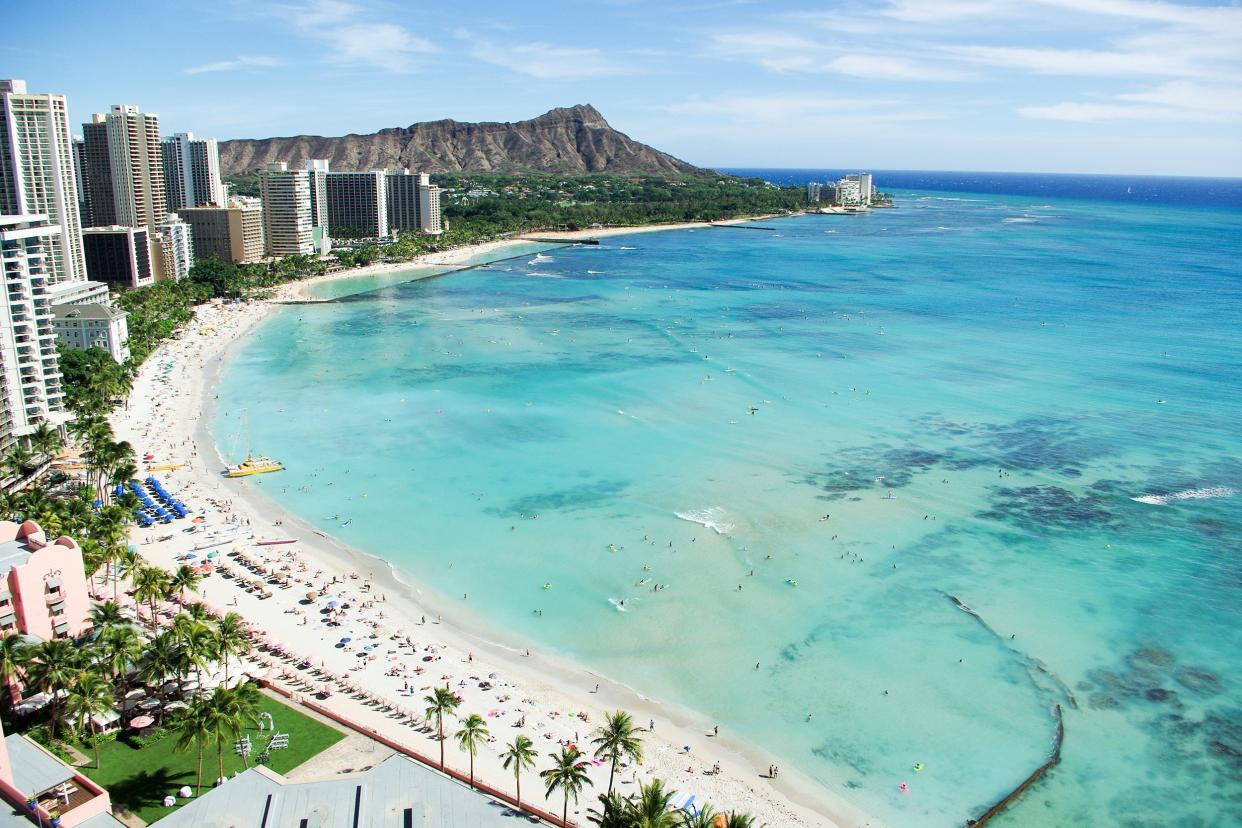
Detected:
left=161, top=132, right=225, bottom=211
left=258, top=162, right=314, bottom=257
left=305, top=159, right=331, bottom=255
left=0, top=214, right=69, bottom=457
left=326, top=171, right=388, bottom=240
left=104, top=105, right=166, bottom=230
left=0, top=81, right=87, bottom=284
left=77, top=114, right=116, bottom=226
left=386, top=170, right=442, bottom=235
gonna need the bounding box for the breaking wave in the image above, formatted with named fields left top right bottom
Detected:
left=1131, top=486, right=1236, bottom=505
left=675, top=507, right=735, bottom=535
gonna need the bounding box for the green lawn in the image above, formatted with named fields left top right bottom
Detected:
left=78, top=694, right=345, bottom=824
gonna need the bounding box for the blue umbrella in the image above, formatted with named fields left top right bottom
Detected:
left=91, top=499, right=103, bottom=508
left=339, top=637, right=351, bottom=644
left=327, top=601, right=339, bottom=609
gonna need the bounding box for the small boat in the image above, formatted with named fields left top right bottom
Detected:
left=257, top=538, right=297, bottom=546
left=223, top=410, right=284, bottom=478
left=225, top=456, right=284, bottom=477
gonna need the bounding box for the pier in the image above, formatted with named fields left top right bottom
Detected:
left=710, top=224, right=779, bottom=231
left=523, top=237, right=601, bottom=244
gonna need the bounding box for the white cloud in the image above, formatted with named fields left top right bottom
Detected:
left=185, top=56, right=281, bottom=75
left=880, top=0, right=1019, bottom=23
left=1020, top=81, right=1242, bottom=123
left=325, top=23, right=437, bottom=73
left=709, top=30, right=968, bottom=80
left=827, top=55, right=970, bottom=81
left=664, top=95, right=943, bottom=126
left=471, top=42, right=627, bottom=79
left=272, top=0, right=437, bottom=73
left=945, top=45, right=1200, bottom=78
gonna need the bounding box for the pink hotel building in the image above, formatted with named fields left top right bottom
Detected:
left=0, top=520, right=91, bottom=641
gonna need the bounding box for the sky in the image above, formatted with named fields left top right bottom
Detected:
left=4, top=0, right=1240, bottom=176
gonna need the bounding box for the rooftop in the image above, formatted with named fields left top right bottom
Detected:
left=152, top=754, right=529, bottom=828
left=52, top=303, right=126, bottom=322
left=4, top=734, right=75, bottom=798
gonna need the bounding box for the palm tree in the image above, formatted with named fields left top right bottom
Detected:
left=587, top=791, right=632, bottom=828
left=679, top=804, right=719, bottom=828
left=138, top=631, right=186, bottom=721
left=25, top=638, right=82, bottom=740
left=455, top=713, right=489, bottom=788
left=203, top=687, right=242, bottom=784
left=183, top=623, right=218, bottom=691
left=99, top=624, right=144, bottom=697
left=423, top=686, right=461, bottom=769
left=3, top=446, right=36, bottom=482
left=592, top=710, right=643, bottom=796
left=202, top=684, right=261, bottom=780
left=184, top=602, right=212, bottom=623
left=502, top=734, right=539, bottom=811
left=0, top=633, right=31, bottom=706
left=632, top=779, right=678, bottom=827
left=64, top=672, right=113, bottom=768
left=588, top=779, right=679, bottom=828
left=133, top=565, right=171, bottom=632
left=174, top=694, right=213, bottom=795
left=170, top=565, right=201, bottom=603
left=214, top=612, right=251, bottom=682
left=542, top=746, right=593, bottom=827
left=721, top=813, right=755, bottom=828
left=28, top=422, right=62, bottom=460
left=217, top=682, right=262, bottom=769
left=89, top=600, right=127, bottom=637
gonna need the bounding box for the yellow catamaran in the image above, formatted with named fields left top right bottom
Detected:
left=223, top=411, right=284, bottom=478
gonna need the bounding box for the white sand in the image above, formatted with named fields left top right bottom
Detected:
left=110, top=230, right=878, bottom=828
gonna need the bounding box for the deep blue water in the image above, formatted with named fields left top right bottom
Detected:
left=720, top=168, right=1242, bottom=209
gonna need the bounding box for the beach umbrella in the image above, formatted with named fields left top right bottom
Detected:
left=326, top=601, right=339, bottom=609
left=305, top=590, right=320, bottom=601
left=339, top=637, right=352, bottom=644
left=128, top=715, right=155, bottom=729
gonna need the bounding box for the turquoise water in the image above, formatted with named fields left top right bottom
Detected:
left=215, top=193, right=1242, bottom=827
left=305, top=242, right=557, bottom=300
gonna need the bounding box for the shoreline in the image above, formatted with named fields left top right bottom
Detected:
left=275, top=215, right=794, bottom=302
left=112, top=220, right=878, bottom=828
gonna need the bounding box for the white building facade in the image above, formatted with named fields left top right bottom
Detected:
left=0, top=80, right=87, bottom=284
left=105, top=104, right=166, bottom=230
left=52, top=303, right=129, bottom=363
left=0, top=214, right=69, bottom=456
left=154, top=212, right=193, bottom=281
left=258, top=162, right=314, bottom=257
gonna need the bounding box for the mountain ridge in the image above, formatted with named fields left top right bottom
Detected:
left=218, top=105, right=701, bottom=177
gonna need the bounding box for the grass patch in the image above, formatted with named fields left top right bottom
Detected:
left=77, top=694, right=344, bottom=824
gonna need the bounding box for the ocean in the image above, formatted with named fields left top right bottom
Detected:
left=213, top=175, right=1242, bottom=827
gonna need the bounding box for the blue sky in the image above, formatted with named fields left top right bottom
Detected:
left=5, top=0, right=1240, bottom=175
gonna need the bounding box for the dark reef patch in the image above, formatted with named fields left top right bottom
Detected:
left=977, top=485, right=1119, bottom=531
left=488, top=479, right=629, bottom=518
left=802, top=444, right=958, bottom=494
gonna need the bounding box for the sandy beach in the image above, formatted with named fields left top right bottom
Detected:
left=109, top=224, right=876, bottom=828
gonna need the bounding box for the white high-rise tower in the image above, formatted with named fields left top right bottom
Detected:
left=0, top=80, right=87, bottom=283
left=161, top=132, right=225, bottom=211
